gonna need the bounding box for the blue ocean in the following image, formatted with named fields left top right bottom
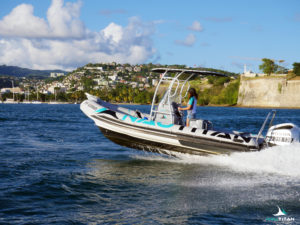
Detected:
left=1, top=104, right=300, bottom=224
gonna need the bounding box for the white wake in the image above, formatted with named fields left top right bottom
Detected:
left=134, top=143, right=300, bottom=177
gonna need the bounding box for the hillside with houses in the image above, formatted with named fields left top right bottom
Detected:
left=0, top=63, right=163, bottom=103
left=0, top=62, right=238, bottom=104
left=3, top=58, right=299, bottom=107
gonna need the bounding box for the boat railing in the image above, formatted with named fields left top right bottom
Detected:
left=150, top=68, right=225, bottom=122
left=150, top=73, right=192, bottom=121
left=150, top=71, right=167, bottom=120
left=256, top=110, right=277, bottom=146
left=168, top=79, right=180, bottom=98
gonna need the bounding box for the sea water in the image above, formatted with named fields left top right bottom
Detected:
left=0, top=104, right=300, bottom=224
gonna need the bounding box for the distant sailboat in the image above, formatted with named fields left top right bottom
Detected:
left=32, top=86, right=42, bottom=104
left=22, top=87, right=31, bottom=104
left=49, top=88, right=60, bottom=104
left=4, top=80, right=18, bottom=104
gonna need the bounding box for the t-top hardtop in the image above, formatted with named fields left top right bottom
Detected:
left=151, top=68, right=228, bottom=78
left=149, top=68, right=228, bottom=123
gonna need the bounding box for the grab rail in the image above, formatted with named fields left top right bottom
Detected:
left=268, top=110, right=277, bottom=129
left=256, top=110, right=277, bottom=145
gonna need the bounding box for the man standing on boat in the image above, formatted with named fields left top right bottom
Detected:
left=178, top=88, right=198, bottom=127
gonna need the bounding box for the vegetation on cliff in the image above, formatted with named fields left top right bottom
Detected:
left=195, top=77, right=240, bottom=106
left=258, top=58, right=288, bottom=75
left=258, top=58, right=300, bottom=77
left=293, top=62, right=300, bottom=76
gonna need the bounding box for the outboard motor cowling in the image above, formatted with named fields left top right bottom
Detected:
left=266, top=123, right=300, bottom=146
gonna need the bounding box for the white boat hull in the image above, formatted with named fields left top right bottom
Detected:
left=80, top=96, right=263, bottom=156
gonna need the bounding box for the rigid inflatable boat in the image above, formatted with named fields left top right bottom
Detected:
left=80, top=68, right=300, bottom=156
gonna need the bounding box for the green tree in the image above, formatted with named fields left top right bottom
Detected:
left=214, top=77, right=230, bottom=86
left=146, top=92, right=153, bottom=104
left=259, top=58, right=278, bottom=75
left=293, top=62, right=300, bottom=76
left=207, top=76, right=215, bottom=84
left=219, top=78, right=240, bottom=105
left=121, top=87, right=127, bottom=96
left=81, top=77, right=94, bottom=91
left=277, top=60, right=287, bottom=74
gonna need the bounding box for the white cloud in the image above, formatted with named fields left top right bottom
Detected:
left=102, top=22, right=124, bottom=43
left=0, top=0, right=84, bottom=39
left=0, top=4, right=50, bottom=38
left=0, top=0, right=156, bottom=70
left=175, top=34, right=196, bottom=47
left=46, top=0, right=85, bottom=38
left=188, top=21, right=203, bottom=32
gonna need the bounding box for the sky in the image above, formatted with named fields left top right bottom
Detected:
left=0, top=0, right=299, bottom=73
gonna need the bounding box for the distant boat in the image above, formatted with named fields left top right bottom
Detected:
left=31, top=100, right=42, bottom=104
left=48, top=101, right=60, bottom=104
left=23, top=87, right=31, bottom=103
left=3, top=98, right=18, bottom=104
left=4, top=80, right=19, bottom=103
